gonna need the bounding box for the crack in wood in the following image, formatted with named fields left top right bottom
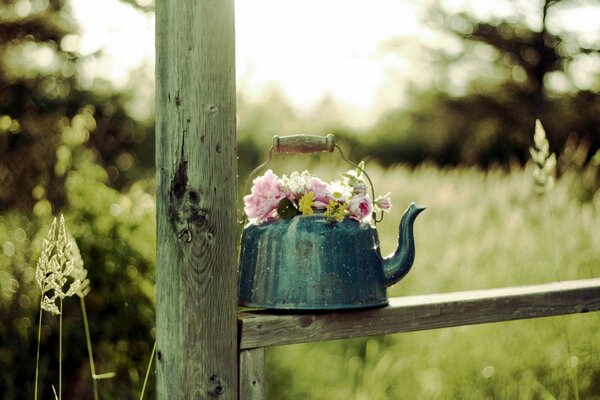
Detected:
left=172, top=160, right=188, bottom=199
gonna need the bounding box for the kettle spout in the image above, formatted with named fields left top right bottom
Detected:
left=383, top=202, right=426, bottom=287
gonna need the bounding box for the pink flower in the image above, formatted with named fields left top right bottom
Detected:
left=346, top=194, right=373, bottom=222
left=375, top=193, right=392, bottom=211
left=244, top=170, right=287, bottom=223
left=308, top=177, right=331, bottom=208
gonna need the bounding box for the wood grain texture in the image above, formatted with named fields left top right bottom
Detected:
left=239, top=349, right=265, bottom=400
left=156, top=0, right=237, bottom=398
left=239, top=278, right=600, bottom=349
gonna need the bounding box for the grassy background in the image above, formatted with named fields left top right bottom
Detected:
left=261, top=161, right=600, bottom=399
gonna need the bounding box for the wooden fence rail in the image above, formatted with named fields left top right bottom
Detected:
left=239, top=278, right=600, bottom=349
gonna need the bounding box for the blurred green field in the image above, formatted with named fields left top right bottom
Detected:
left=261, top=162, right=600, bottom=400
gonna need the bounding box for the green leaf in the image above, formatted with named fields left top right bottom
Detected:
left=277, top=198, right=299, bottom=220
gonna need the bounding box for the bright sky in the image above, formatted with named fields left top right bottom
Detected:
left=235, top=0, right=419, bottom=112
left=70, top=0, right=422, bottom=125
left=69, top=0, right=600, bottom=125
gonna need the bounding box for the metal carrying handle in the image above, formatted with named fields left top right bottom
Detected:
left=242, top=134, right=384, bottom=223
left=272, top=134, right=336, bottom=154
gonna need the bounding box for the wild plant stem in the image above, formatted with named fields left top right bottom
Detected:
left=34, top=303, right=43, bottom=400
left=59, top=299, right=63, bottom=400
left=139, top=341, right=156, bottom=400
left=548, top=199, right=580, bottom=400
left=562, top=329, right=580, bottom=400
left=80, top=297, right=99, bottom=400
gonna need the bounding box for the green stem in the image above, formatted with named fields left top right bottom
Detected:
left=139, top=341, right=157, bottom=400
left=34, top=303, right=43, bottom=400
left=80, top=297, right=99, bottom=400
left=59, top=299, right=63, bottom=400
left=562, top=329, right=580, bottom=400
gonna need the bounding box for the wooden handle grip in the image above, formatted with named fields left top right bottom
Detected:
left=272, top=134, right=336, bottom=154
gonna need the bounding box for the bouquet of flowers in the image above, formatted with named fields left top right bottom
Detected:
left=243, top=163, right=392, bottom=225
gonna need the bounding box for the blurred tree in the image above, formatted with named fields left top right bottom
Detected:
left=0, top=1, right=157, bottom=398
left=0, top=0, right=153, bottom=212
left=366, top=0, right=599, bottom=167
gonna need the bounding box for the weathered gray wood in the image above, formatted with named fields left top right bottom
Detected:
left=239, top=278, right=600, bottom=349
left=156, top=0, right=237, bottom=398
left=239, top=349, right=266, bottom=400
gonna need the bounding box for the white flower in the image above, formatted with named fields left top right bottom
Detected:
left=344, top=169, right=363, bottom=182
left=327, top=181, right=352, bottom=202
left=280, top=170, right=313, bottom=198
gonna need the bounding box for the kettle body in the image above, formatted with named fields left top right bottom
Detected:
left=238, top=203, right=425, bottom=310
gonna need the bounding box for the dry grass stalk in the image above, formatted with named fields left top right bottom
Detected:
left=530, top=119, right=557, bottom=194
left=35, top=215, right=83, bottom=315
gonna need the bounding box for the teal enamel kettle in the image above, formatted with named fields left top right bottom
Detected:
left=238, top=134, right=425, bottom=310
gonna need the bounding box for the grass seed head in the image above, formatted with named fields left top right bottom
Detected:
left=530, top=119, right=556, bottom=194
left=35, top=215, right=88, bottom=315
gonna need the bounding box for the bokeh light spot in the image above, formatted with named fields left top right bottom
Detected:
left=482, top=365, right=495, bottom=378
left=110, top=203, right=122, bottom=217
left=33, top=199, right=53, bottom=217
left=3, top=241, right=15, bottom=257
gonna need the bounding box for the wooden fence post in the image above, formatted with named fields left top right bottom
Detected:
left=239, top=349, right=266, bottom=399
left=155, top=0, right=237, bottom=398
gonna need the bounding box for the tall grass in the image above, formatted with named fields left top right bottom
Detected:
left=262, top=161, right=600, bottom=399
left=34, top=216, right=116, bottom=399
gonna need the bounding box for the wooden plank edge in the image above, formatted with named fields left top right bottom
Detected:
left=238, top=278, right=600, bottom=349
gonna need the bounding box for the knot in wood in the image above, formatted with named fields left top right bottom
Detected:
left=208, top=375, right=226, bottom=397
left=169, top=161, right=215, bottom=246
left=299, top=315, right=314, bottom=328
